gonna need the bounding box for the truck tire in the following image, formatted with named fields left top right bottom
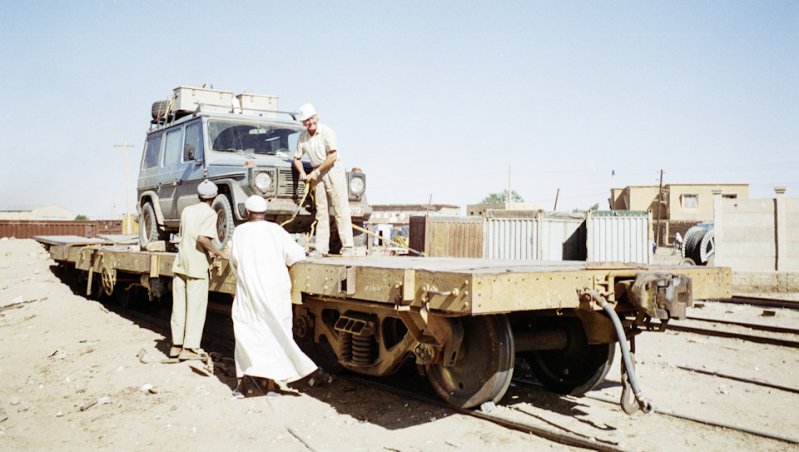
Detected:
left=139, top=202, right=163, bottom=250
left=211, top=195, right=235, bottom=250
left=151, top=100, right=170, bottom=120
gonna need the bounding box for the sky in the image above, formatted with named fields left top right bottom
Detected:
left=0, top=1, right=796, bottom=218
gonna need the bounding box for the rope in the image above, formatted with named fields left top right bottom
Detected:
left=281, top=180, right=424, bottom=256
left=351, top=223, right=424, bottom=256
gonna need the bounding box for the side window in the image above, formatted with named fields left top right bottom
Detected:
left=184, top=123, right=204, bottom=161
left=681, top=194, right=699, bottom=208
left=163, top=128, right=184, bottom=166
left=142, top=134, right=162, bottom=169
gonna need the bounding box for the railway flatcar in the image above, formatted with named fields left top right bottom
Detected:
left=39, top=236, right=731, bottom=412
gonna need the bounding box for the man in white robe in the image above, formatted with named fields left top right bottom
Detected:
left=230, top=195, right=317, bottom=396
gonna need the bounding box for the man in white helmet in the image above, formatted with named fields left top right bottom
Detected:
left=170, top=179, right=228, bottom=360
left=293, top=103, right=354, bottom=256
left=229, top=195, right=316, bottom=398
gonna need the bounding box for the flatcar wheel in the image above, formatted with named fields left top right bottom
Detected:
left=426, top=315, right=514, bottom=409
left=523, top=318, right=615, bottom=395
left=312, top=335, right=345, bottom=374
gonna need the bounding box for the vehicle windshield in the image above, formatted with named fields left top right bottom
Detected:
left=208, top=120, right=302, bottom=157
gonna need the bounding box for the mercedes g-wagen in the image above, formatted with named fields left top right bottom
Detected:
left=136, top=85, right=370, bottom=251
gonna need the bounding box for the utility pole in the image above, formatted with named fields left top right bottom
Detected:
left=655, top=169, right=664, bottom=249
left=553, top=188, right=560, bottom=211
left=114, top=143, right=135, bottom=234
left=506, top=164, right=512, bottom=210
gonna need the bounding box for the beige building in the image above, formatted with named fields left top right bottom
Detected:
left=0, top=205, right=75, bottom=221
left=610, top=184, right=749, bottom=223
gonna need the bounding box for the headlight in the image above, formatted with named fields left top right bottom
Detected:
left=349, top=176, right=365, bottom=195
left=254, top=172, right=272, bottom=193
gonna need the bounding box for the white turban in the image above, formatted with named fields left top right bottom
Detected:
left=197, top=180, right=218, bottom=199
left=245, top=195, right=267, bottom=213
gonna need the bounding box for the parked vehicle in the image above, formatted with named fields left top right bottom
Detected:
left=136, top=86, right=370, bottom=250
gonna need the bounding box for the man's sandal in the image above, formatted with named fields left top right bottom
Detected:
left=178, top=348, right=207, bottom=361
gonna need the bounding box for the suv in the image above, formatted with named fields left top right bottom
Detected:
left=136, top=85, right=370, bottom=251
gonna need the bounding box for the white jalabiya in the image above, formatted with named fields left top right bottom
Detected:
left=230, top=220, right=317, bottom=382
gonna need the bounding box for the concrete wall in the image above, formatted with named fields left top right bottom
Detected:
left=715, top=188, right=799, bottom=272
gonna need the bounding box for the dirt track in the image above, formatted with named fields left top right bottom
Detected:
left=1, top=238, right=798, bottom=451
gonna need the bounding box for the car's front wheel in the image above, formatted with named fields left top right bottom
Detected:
left=210, top=195, right=235, bottom=250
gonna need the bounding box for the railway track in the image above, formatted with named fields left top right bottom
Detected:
left=103, top=296, right=627, bottom=450
left=81, top=285, right=799, bottom=449
left=717, top=295, right=799, bottom=311
left=114, top=295, right=799, bottom=449
left=510, top=378, right=799, bottom=446
left=666, top=296, right=799, bottom=348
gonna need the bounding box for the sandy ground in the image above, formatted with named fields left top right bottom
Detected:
left=1, top=238, right=798, bottom=451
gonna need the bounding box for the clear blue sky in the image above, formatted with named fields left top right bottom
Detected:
left=1, top=1, right=796, bottom=218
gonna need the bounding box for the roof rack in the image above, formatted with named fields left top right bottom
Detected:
left=149, top=85, right=299, bottom=128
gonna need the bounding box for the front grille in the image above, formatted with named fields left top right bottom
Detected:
left=277, top=168, right=307, bottom=199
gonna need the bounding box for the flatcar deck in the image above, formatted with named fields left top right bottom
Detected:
left=43, top=237, right=730, bottom=315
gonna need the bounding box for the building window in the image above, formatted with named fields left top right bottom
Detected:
left=681, top=194, right=699, bottom=208
left=722, top=194, right=737, bottom=199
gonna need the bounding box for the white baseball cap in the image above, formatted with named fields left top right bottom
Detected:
left=244, top=195, right=267, bottom=213
left=297, top=103, right=318, bottom=121
left=197, top=180, right=218, bottom=199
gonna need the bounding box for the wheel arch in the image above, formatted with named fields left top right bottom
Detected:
left=207, top=179, right=245, bottom=221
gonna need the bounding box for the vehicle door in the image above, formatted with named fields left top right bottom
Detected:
left=158, top=126, right=185, bottom=226
left=174, top=120, right=207, bottom=215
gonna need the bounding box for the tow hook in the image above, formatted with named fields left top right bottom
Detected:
left=629, top=272, right=693, bottom=321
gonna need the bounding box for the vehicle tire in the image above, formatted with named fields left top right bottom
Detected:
left=522, top=317, right=615, bottom=395
left=151, top=100, right=170, bottom=120
left=139, top=202, right=162, bottom=250
left=210, top=195, right=235, bottom=250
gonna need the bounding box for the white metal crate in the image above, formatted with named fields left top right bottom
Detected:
left=236, top=93, right=278, bottom=114
left=173, top=86, right=235, bottom=113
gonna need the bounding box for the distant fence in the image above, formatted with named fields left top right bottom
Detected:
left=0, top=220, right=123, bottom=239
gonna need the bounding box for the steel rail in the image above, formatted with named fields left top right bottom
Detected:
left=676, top=365, right=799, bottom=395
left=721, top=295, right=799, bottom=311
left=665, top=324, right=799, bottom=348
left=339, top=374, right=625, bottom=452
left=684, top=316, right=799, bottom=335
left=584, top=394, right=799, bottom=445
left=95, top=292, right=621, bottom=450
left=511, top=378, right=799, bottom=445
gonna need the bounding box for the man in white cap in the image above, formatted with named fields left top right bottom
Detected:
left=293, top=103, right=354, bottom=256
left=229, top=195, right=317, bottom=397
left=170, top=179, right=228, bottom=360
